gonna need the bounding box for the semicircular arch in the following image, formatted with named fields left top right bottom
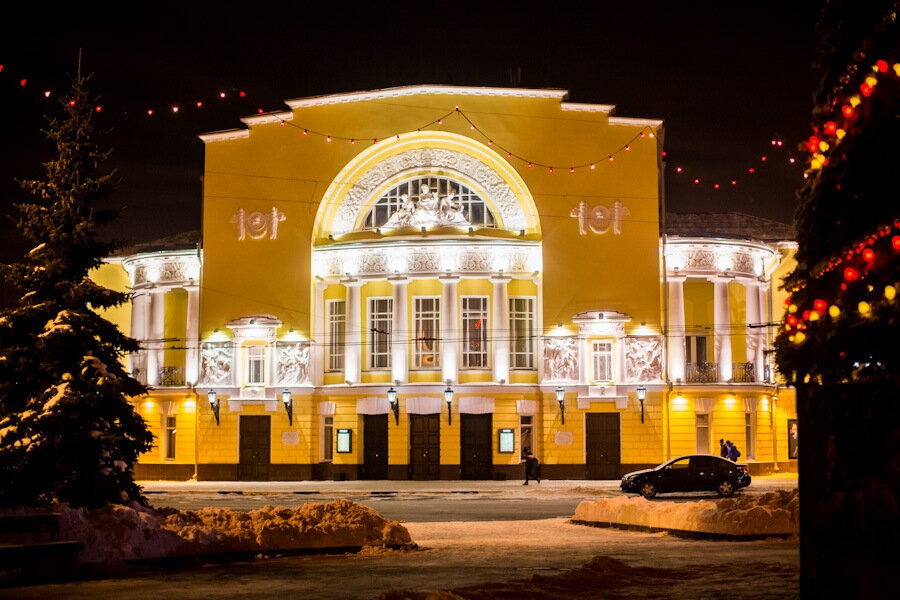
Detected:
left=312, top=131, right=539, bottom=243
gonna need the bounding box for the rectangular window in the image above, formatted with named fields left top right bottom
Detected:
left=520, top=415, right=533, bottom=460
left=686, top=335, right=709, bottom=363
left=165, top=416, right=176, bottom=460
left=461, top=296, right=489, bottom=368
left=413, top=297, right=440, bottom=369
left=322, top=416, right=333, bottom=462
left=326, top=299, right=346, bottom=372
left=246, top=345, right=266, bottom=385
left=745, top=412, right=755, bottom=459
left=695, top=413, right=710, bottom=454
left=591, top=341, right=613, bottom=382
left=368, top=297, right=392, bottom=369
left=509, top=297, right=535, bottom=369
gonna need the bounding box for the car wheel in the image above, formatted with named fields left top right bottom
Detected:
left=639, top=481, right=657, bottom=499
left=717, top=479, right=735, bottom=497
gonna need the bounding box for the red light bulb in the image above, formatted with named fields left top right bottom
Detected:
left=147, top=109, right=154, bottom=116
left=814, top=299, right=826, bottom=312
left=842, top=105, right=853, bottom=117
left=731, top=180, right=737, bottom=186
left=220, top=92, right=226, bottom=98
left=862, top=248, right=875, bottom=262
left=19, top=79, right=27, bottom=87
left=876, top=59, right=889, bottom=73
left=693, top=178, right=700, bottom=185
left=676, top=166, right=682, bottom=173
left=892, top=235, right=900, bottom=250
left=196, top=101, right=203, bottom=108
left=843, top=267, right=859, bottom=281
left=824, top=121, right=836, bottom=135
left=787, top=315, right=799, bottom=326
left=748, top=168, right=755, bottom=174
left=239, top=91, right=246, bottom=97
left=802, top=310, right=811, bottom=321
left=548, top=167, right=554, bottom=174
left=860, top=83, right=872, bottom=97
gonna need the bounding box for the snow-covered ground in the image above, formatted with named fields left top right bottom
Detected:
left=52, top=499, right=410, bottom=564
left=574, top=489, right=799, bottom=536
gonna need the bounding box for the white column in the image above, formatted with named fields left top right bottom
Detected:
left=440, top=275, right=459, bottom=384
left=130, top=291, right=148, bottom=375
left=185, top=287, right=200, bottom=385
left=312, top=281, right=326, bottom=387
left=713, top=278, right=732, bottom=382
left=147, top=288, right=165, bottom=386
left=491, top=276, right=510, bottom=383
left=758, top=284, right=770, bottom=382
left=391, top=277, right=408, bottom=383
left=344, top=280, right=362, bottom=385
left=744, top=281, right=762, bottom=383
left=667, top=276, right=686, bottom=382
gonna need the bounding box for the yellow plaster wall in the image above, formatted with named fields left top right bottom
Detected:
left=90, top=262, right=132, bottom=337
left=164, top=288, right=188, bottom=369
left=683, top=279, right=713, bottom=346
left=728, top=281, right=747, bottom=363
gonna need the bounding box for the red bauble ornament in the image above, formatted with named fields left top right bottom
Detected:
left=814, top=299, right=827, bottom=312
left=844, top=267, right=859, bottom=281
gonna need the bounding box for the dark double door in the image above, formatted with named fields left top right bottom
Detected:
left=585, top=413, right=621, bottom=479
left=409, top=414, right=440, bottom=480
left=460, top=414, right=493, bottom=480
left=362, top=414, right=389, bottom=480
left=239, top=415, right=271, bottom=481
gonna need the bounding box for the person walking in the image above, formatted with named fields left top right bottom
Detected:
left=523, top=448, right=541, bottom=485
left=719, top=438, right=728, bottom=458
left=726, top=440, right=741, bottom=462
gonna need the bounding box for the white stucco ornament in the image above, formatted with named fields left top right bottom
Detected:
left=624, top=336, right=663, bottom=383
left=382, top=184, right=471, bottom=229
left=230, top=207, right=286, bottom=240
left=276, top=342, right=311, bottom=385
left=199, top=342, right=234, bottom=385
left=570, top=201, right=630, bottom=235
left=542, top=336, right=579, bottom=382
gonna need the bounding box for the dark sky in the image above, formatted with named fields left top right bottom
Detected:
left=0, top=1, right=821, bottom=265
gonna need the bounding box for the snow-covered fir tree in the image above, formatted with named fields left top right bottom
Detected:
left=0, top=73, right=153, bottom=508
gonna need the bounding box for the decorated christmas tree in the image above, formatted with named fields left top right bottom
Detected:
left=776, top=0, right=899, bottom=384
left=0, top=71, right=153, bottom=508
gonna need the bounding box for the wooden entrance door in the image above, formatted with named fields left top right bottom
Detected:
left=409, top=414, right=440, bottom=480
left=585, top=413, right=621, bottom=479
left=362, top=414, right=389, bottom=479
left=239, top=415, right=271, bottom=481
left=460, top=413, right=493, bottom=479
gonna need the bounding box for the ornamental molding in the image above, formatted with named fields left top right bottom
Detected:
left=542, top=336, right=579, bottom=382
left=123, top=251, right=201, bottom=288
left=312, top=241, right=541, bottom=279
left=624, top=336, right=663, bottom=383
left=332, top=148, right=527, bottom=235
left=226, top=315, right=282, bottom=342
left=572, top=310, right=630, bottom=337
left=199, top=342, right=234, bottom=386
left=665, top=238, right=776, bottom=280
left=276, top=341, right=311, bottom=386
left=230, top=207, right=286, bottom=241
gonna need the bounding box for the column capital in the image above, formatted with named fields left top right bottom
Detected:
left=709, top=275, right=736, bottom=284
left=341, top=277, right=363, bottom=287
left=387, top=275, right=409, bottom=284
left=490, top=275, right=512, bottom=284
left=439, top=274, right=460, bottom=283
left=666, top=275, right=687, bottom=284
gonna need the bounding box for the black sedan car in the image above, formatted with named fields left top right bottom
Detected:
left=620, top=454, right=751, bottom=498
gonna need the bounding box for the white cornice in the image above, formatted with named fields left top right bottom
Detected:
left=284, top=85, right=570, bottom=108
left=240, top=111, right=294, bottom=126
left=608, top=116, right=664, bottom=127
left=199, top=129, right=250, bottom=143
left=560, top=102, right=616, bottom=113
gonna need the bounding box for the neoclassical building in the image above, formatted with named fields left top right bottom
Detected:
left=95, top=86, right=798, bottom=481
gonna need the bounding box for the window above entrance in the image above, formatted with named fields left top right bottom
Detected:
left=361, top=176, right=497, bottom=231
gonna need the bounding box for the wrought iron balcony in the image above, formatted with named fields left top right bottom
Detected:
left=731, top=362, right=756, bottom=383
left=685, top=362, right=718, bottom=383
left=158, top=366, right=186, bottom=387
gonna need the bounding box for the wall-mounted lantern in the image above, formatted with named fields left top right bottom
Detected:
left=555, top=386, right=565, bottom=424
left=387, top=386, right=398, bottom=425
left=208, top=390, right=220, bottom=426
left=636, top=385, right=647, bottom=424
left=444, top=386, right=454, bottom=424
left=282, top=389, right=293, bottom=426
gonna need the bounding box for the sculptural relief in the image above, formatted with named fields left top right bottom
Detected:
left=277, top=342, right=311, bottom=385
left=199, top=342, right=233, bottom=385
left=542, top=336, right=579, bottom=382
left=625, top=336, right=663, bottom=383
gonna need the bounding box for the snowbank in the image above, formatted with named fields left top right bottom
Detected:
left=573, top=489, right=799, bottom=536
left=55, top=499, right=412, bottom=564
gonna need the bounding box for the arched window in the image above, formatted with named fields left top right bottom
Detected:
left=362, top=176, right=497, bottom=230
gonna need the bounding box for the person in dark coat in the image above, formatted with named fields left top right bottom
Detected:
left=726, top=440, right=741, bottom=462
left=523, top=448, right=541, bottom=485
left=719, top=439, right=728, bottom=458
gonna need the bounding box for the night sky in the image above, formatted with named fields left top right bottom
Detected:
left=0, top=2, right=821, bottom=265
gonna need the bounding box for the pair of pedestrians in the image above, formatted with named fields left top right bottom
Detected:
left=719, top=438, right=742, bottom=462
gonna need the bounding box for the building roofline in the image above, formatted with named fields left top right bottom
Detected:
left=283, top=85, right=570, bottom=108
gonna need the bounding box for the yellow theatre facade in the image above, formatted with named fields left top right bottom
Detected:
left=99, top=85, right=797, bottom=481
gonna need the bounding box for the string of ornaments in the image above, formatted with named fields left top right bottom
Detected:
left=3, top=60, right=803, bottom=188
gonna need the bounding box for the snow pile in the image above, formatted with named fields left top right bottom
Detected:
left=573, top=489, right=799, bottom=536
left=56, top=499, right=412, bottom=565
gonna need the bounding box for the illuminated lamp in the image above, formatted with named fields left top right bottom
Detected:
left=387, top=387, right=399, bottom=425
left=814, top=299, right=827, bottom=312
left=208, top=391, right=220, bottom=426
left=892, top=236, right=900, bottom=251
left=858, top=301, right=871, bottom=315
left=239, top=91, right=246, bottom=97
left=862, top=248, right=875, bottom=262
left=527, top=163, right=533, bottom=168
left=876, top=59, right=888, bottom=72
left=824, top=121, right=836, bottom=135
left=636, top=386, right=647, bottom=424
left=282, top=390, right=293, bottom=426
left=844, top=267, right=859, bottom=282
left=794, top=332, right=806, bottom=343
left=732, top=180, right=737, bottom=185
left=608, top=155, right=614, bottom=161
left=220, top=92, right=226, bottom=98
left=555, top=386, right=566, bottom=425
left=44, top=91, right=51, bottom=98
left=196, top=101, right=203, bottom=108
left=676, top=167, right=682, bottom=173
left=885, top=286, right=896, bottom=301
left=549, top=167, right=554, bottom=173
left=860, top=83, right=872, bottom=97
left=693, top=179, right=700, bottom=185
left=20, top=79, right=27, bottom=86
left=786, top=315, right=799, bottom=327
left=590, top=164, right=596, bottom=170
left=147, top=109, right=154, bottom=116
left=748, top=168, right=755, bottom=174
left=761, top=155, right=767, bottom=162
left=444, top=386, right=454, bottom=424
left=842, top=105, right=854, bottom=117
